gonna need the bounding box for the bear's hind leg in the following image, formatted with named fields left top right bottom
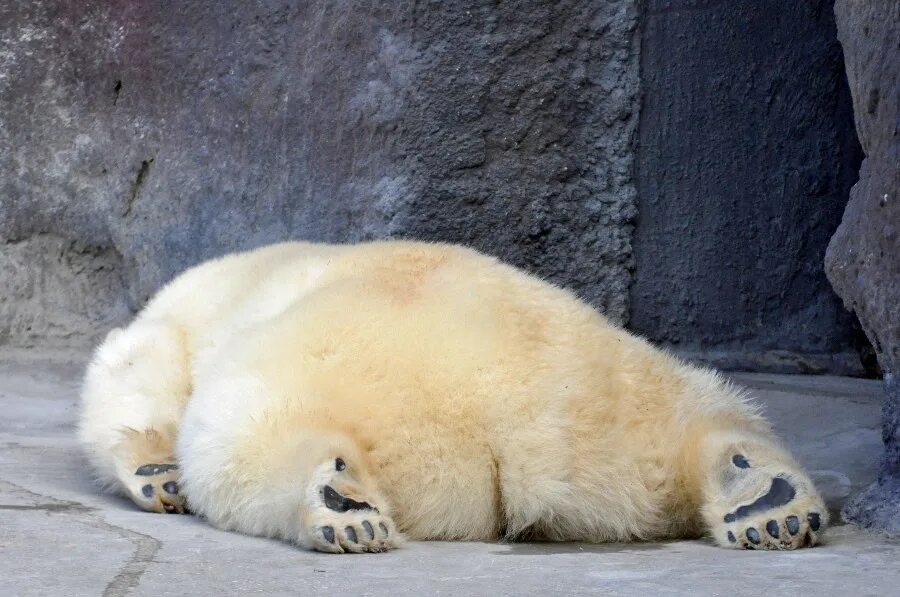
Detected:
left=79, top=320, right=191, bottom=513
left=298, top=453, right=400, bottom=554
left=113, top=425, right=187, bottom=513
left=180, top=395, right=401, bottom=553
left=698, top=429, right=827, bottom=550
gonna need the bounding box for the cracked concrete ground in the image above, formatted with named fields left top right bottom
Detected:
left=2, top=352, right=898, bottom=596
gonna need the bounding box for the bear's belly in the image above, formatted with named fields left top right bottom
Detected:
left=362, top=414, right=502, bottom=541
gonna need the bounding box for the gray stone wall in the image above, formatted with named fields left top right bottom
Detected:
left=0, top=0, right=871, bottom=378
left=1, top=0, right=640, bottom=348
left=826, top=0, right=899, bottom=533
left=632, top=0, right=864, bottom=374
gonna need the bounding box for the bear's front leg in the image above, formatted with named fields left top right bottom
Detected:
left=299, top=456, right=400, bottom=553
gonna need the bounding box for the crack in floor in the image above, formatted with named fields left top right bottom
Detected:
left=0, top=502, right=93, bottom=512
left=0, top=478, right=161, bottom=597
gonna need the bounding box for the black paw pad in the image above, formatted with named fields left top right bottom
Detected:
left=323, top=485, right=375, bottom=513
left=766, top=520, right=780, bottom=538
left=345, top=526, right=358, bottom=543
left=322, top=526, right=335, bottom=543
left=723, top=477, right=796, bottom=523
left=746, top=527, right=761, bottom=544
left=786, top=515, right=800, bottom=535
left=727, top=531, right=736, bottom=543
left=135, top=463, right=178, bottom=476
left=732, top=454, right=751, bottom=469
left=335, top=458, right=346, bottom=471
left=362, top=520, right=375, bottom=540
left=379, top=522, right=389, bottom=537
left=141, top=484, right=154, bottom=498
left=808, top=512, right=821, bottom=531
left=162, top=481, right=178, bottom=495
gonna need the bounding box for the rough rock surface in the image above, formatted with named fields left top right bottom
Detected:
left=632, top=0, right=865, bottom=375
left=0, top=235, right=130, bottom=346
left=826, top=0, right=900, bottom=533
left=0, top=0, right=868, bottom=376
left=0, top=0, right=640, bottom=348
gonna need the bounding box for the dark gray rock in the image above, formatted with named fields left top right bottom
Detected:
left=0, top=0, right=640, bottom=348
left=826, top=0, right=900, bottom=533
left=840, top=375, right=900, bottom=533
left=0, top=0, right=871, bottom=377
left=632, top=0, right=866, bottom=375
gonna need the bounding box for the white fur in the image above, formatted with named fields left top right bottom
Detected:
left=79, top=241, right=826, bottom=550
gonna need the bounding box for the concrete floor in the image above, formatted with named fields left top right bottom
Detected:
left=1, top=353, right=898, bottom=597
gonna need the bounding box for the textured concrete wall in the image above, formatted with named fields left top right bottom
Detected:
left=632, top=0, right=865, bottom=374
left=0, top=0, right=640, bottom=348
left=0, top=1, right=869, bottom=377
left=827, top=0, right=899, bottom=533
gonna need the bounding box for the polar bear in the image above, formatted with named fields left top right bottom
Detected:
left=79, top=241, right=826, bottom=552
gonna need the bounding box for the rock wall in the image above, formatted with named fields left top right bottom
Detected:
left=0, top=235, right=130, bottom=346
left=0, top=0, right=870, bottom=377
left=826, top=0, right=899, bottom=533
left=0, top=0, right=641, bottom=349
left=632, top=0, right=865, bottom=374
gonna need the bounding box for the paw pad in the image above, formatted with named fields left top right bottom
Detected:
left=323, top=485, right=376, bottom=513
left=729, top=511, right=824, bottom=550
left=132, top=462, right=186, bottom=514
left=135, top=463, right=178, bottom=476
left=304, top=459, right=397, bottom=553
left=732, top=454, right=751, bottom=469
left=362, top=520, right=375, bottom=540
left=808, top=512, right=821, bottom=531
left=322, top=526, right=335, bottom=543
left=309, top=515, right=395, bottom=553
left=345, top=526, right=358, bottom=543
left=722, top=477, right=796, bottom=523
left=717, top=447, right=825, bottom=550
